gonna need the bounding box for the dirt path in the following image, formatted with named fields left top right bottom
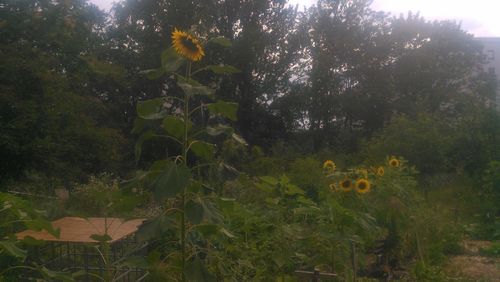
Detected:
left=444, top=240, right=500, bottom=281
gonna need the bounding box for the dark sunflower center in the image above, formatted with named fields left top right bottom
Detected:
left=358, top=182, right=367, bottom=190
left=341, top=180, right=350, bottom=188
left=181, top=37, right=199, bottom=53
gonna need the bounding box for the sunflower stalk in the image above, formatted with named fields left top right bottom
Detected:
left=180, top=61, right=192, bottom=282
left=135, top=28, right=237, bottom=280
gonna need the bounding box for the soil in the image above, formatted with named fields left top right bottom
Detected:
left=444, top=240, right=500, bottom=282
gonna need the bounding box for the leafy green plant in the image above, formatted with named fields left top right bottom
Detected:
left=0, top=192, right=78, bottom=280
left=66, top=174, right=144, bottom=217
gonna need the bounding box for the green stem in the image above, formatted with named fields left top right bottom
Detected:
left=180, top=61, right=192, bottom=282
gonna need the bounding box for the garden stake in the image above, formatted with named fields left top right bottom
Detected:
left=350, top=240, right=357, bottom=282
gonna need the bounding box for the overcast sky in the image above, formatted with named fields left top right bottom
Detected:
left=89, top=0, right=500, bottom=37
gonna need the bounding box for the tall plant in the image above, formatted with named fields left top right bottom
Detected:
left=129, top=28, right=241, bottom=280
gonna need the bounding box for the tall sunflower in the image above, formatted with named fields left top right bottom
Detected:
left=171, top=28, right=205, bottom=61
left=355, top=178, right=371, bottom=194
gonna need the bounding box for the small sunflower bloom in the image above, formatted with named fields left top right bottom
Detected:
left=388, top=157, right=400, bottom=168
left=329, top=183, right=338, bottom=192
left=339, top=178, right=352, bottom=192
left=355, top=178, right=371, bottom=194
left=377, top=166, right=385, bottom=177
left=323, top=160, right=336, bottom=171
left=171, top=28, right=205, bottom=61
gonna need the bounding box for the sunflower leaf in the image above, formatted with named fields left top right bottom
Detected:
left=137, top=98, right=167, bottom=120
left=145, top=161, right=191, bottom=201
left=207, top=101, right=238, bottom=121
left=190, top=141, right=215, bottom=160
left=140, top=68, right=165, bottom=80
left=162, top=116, right=191, bottom=139
left=0, top=241, right=27, bottom=259
left=178, top=82, right=215, bottom=97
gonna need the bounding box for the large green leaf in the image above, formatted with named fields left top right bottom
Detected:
left=149, top=162, right=191, bottom=200
left=194, top=224, right=219, bottom=237
left=185, top=200, right=204, bottom=224
left=207, top=65, right=240, bottom=74
left=139, top=68, right=165, bottom=80
left=161, top=47, right=184, bottom=73
left=137, top=98, right=166, bottom=120
left=0, top=240, right=27, bottom=259
left=207, top=101, right=238, bottom=121
left=136, top=214, right=175, bottom=242
left=190, top=141, right=215, bottom=160
left=178, top=82, right=214, bottom=97
left=162, top=116, right=190, bottom=139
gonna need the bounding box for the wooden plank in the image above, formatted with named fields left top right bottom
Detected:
left=295, top=270, right=337, bottom=277
left=16, top=217, right=146, bottom=243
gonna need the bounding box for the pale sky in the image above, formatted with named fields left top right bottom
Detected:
left=89, top=0, right=500, bottom=37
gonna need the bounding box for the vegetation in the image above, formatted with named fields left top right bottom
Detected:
left=1, top=0, right=499, bottom=281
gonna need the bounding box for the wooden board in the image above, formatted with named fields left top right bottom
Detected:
left=16, top=217, right=146, bottom=243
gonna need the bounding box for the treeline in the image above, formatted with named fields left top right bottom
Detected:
left=1, top=0, right=498, bottom=185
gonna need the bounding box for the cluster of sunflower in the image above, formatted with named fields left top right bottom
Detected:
left=323, top=156, right=402, bottom=195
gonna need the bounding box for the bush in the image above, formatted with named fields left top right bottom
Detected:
left=65, top=174, right=143, bottom=217
left=361, top=114, right=453, bottom=174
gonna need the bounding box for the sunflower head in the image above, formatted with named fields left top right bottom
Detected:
left=388, top=157, right=400, bottom=168
left=339, top=178, right=352, bottom=192
left=355, top=178, right=371, bottom=194
left=377, top=166, right=385, bottom=177
left=323, top=160, right=336, bottom=172
left=171, top=28, right=205, bottom=61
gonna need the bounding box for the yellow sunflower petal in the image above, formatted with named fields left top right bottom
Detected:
left=171, top=28, right=205, bottom=61
left=323, top=160, right=336, bottom=171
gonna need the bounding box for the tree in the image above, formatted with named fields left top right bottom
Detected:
left=0, top=0, right=126, bottom=183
